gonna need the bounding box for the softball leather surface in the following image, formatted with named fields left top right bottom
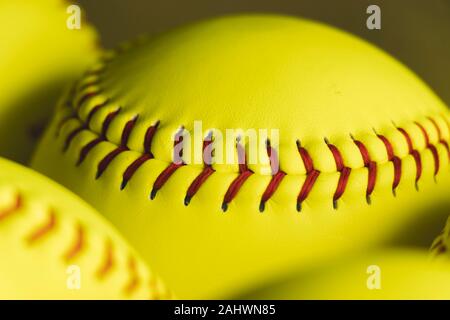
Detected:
left=32, top=15, right=450, bottom=298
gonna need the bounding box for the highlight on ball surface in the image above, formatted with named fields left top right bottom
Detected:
left=0, top=1, right=449, bottom=307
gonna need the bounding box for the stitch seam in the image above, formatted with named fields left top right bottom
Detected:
left=0, top=191, right=167, bottom=299
left=59, top=96, right=450, bottom=212
left=55, top=43, right=450, bottom=212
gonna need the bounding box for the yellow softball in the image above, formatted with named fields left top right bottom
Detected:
left=0, top=157, right=169, bottom=299
left=0, top=0, right=99, bottom=163
left=32, top=15, right=450, bottom=298
left=246, top=218, right=450, bottom=299
left=243, top=249, right=450, bottom=299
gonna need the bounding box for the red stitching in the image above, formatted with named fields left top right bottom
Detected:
left=76, top=90, right=102, bottom=111
left=121, top=121, right=160, bottom=190
left=96, top=240, right=115, bottom=279
left=415, top=122, right=440, bottom=178
left=63, top=86, right=77, bottom=110
left=150, top=163, right=184, bottom=199
left=326, top=139, right=351, bottom=209
left=96, top=115, right=138, bottom=179
left=352, top=137, right=377, bottom=204
left=259, top=140, right=286, bottom=212
left=86, top=100, right=111, bottom=125
left=184, top=167, right=215, bottom=205
left=26, top=210, right=56, bottom=244
left=77, top=138, right=103, bottom=165
left=377, top=134, right=402, bottom=195
left=64, top=223, right=84, bottom=262
left=97, top=147, right=128, bottom=178
left=123, top=256, right=140, bottom=295
left=0, top=193, right=22, bottom=221
left=77, top=108, right=121, bottom=166
left=184, top=136, right=216, bottom=205
left=63, top=127, right=85, bottom=151
left=60, top=76, right=450, bottom=212
left=431, top=226, right=448, bottom=255
left=222, top=141, right=254, bottom=212
left=397, top=127, right=422, bottom=189
left=297, top=141, right=314, bottom=173
left=296, top=140, right=320, bottom=212
left=62, top=100, right=110, bottom=151
left=0, top=189, right=159, bottom=298
left=57, top=36, right=450, bottom=213
left=428, top=117, right=450, bottom=160
left=150, top=130, right=185, bottom=199
left=78, top=78, right=101, bottom=92
left=84, top=65, right=106, bottom=77
left=143, top=121, right=160, bottom=155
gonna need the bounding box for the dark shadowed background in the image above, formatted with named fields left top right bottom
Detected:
left=77, top=0, right=450, bottom=105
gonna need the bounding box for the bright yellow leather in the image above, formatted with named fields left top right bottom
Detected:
left=32, top=15, right=450, bottom=298
left=0, top=0, right=99, bottom=163
left=243, top=249, right=450, bottom=299
left=246, top=216, right=450, bottom=299
left=0, top=157, right=169, bottom=299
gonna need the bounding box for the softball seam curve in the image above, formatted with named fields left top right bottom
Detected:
left=0, top=190, right=169, bottom=299
left=53, top=39, right=450, bottom=212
